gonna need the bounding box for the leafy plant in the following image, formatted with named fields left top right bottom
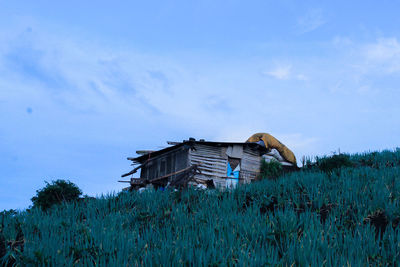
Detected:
left=0, top=219, right=24, bottom=267
left=259, top=159, right=283, bottom=179
left=31, top=180, right=82, bottom=211
left=315, top=153, right=353, bottom=172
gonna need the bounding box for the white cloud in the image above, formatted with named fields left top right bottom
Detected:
left=2, top=18, right=400, bottom=209
left=332, top=36, right=353, bottom=47
left=1, top=21, right=295, bottom=146
left=296, top=74, right=309, bottom=81
left=264, top=64, right=308, bottom=81
left=364, top=38, right=400, bottom=60
left=296, top=8, right=326, bottom=34
left=326, top=36, right=400, bottom=95
left=362, top=38, right=400, bottom=73
left=264, top=64, right=292, bottom=80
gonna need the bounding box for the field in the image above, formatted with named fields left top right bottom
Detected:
left=1, top=149, right=400, bottom=266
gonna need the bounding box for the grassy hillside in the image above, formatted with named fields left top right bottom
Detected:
left=1, top=149, right=400, bottom=266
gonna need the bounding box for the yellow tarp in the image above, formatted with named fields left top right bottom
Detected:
left=246, top=133, right=297, bottom=165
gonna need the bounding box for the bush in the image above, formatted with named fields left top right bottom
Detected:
left=259, top=159, right=283, bottom=179
left=316, top=153, right=353, bottom=173
left=31, top=180, right=82, bottom=211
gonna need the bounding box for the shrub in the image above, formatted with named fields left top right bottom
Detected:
left=259, top=159, right=283, bottom=179
left=315, top=153, right=353, bottom=173
left=31, top=180, right=82, bottom=211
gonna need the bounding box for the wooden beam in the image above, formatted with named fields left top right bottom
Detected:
left=149, top=165, right=199, bottom=182
left=167, top=141, right=181, bottom=145
left=121, top=162, right=146, bottom=177
left=119, top=164, right=200, bottom=184
left=136, top=150, right=155, bottom=155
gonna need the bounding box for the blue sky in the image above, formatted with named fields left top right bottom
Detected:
left=1, top=1, right=400, bottom=210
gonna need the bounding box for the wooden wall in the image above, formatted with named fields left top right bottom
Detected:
left=240, top=146, right=262, bottom=182
left=138, top=143, right=262, bottom=188
left=189, top=143, right=262, bottom=187
left=140, top=146, right=189, bottom=180
left=188, top=144, right=228, bottom=188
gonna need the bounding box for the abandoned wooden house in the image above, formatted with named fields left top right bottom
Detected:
left=120, top=133, right=297, bottom=190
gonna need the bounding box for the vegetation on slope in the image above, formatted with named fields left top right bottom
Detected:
left=1, top=149, right=400, bottom=266
left=31, top=180, right=83, bottom=211
left=259, top=159, right=283, bottom=179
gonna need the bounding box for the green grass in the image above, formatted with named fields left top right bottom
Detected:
left=1, top=149, right=400, bottom=266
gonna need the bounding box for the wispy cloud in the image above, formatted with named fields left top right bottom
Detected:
left=0, top=21, right=289, bottom=145
left=264, top=64, right=292, bottom=80
left=263, top=64, right=308, bottom=81
left=364, top=38, right=400, bottom=60
left=332, top=36, right=353, bottom=47
left=362, top=38, right=400, bottom=73
left=327, top=36, right=400, bottom=95
left=295, top=74, right=309, bottom=81
left=296, top=8, right=326, bottom=34
left=2, top=17, right=400, bottom=210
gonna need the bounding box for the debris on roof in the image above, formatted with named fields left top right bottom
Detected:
left=119, top=133, right=297, bottom=191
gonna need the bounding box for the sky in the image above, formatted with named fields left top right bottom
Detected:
left=1, top=1, right=400, bottom=210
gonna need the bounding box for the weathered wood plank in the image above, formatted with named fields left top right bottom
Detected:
left=121, top=162, right=147, bottom=177
left=193, top=166, right=226, bottom=173
left=191, top=164, right=226, bottom=173
left=189, top=154, right=227, bottom=163
left=196, top=169, right=226, bottom=177
left=190, top=158, right=226, bottom=166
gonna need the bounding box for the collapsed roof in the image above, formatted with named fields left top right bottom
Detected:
left=123, top=133, right=297, bottom=177
left=119, top=133, right=298, bottom=190
left=128, top=139, right=266, bottom=164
